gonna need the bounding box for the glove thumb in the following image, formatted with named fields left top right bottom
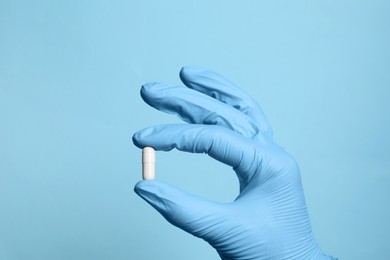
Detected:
left=134, top=180, right=229, bottom=242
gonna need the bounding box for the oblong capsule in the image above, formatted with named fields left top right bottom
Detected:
left=142, top=147, right=155, bottom=180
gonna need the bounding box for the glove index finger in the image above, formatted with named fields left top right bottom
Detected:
left=132, top=124, right=261, bottom=186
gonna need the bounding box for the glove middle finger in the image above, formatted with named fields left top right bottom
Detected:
left=141, top=82, right=259, bottom=138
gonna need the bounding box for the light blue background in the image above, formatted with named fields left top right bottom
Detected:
left=0, top=0, right=389, bottom=259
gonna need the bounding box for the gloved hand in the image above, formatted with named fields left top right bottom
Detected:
left=133, top=66, right=337, bottom=260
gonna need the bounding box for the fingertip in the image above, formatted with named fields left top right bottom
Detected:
left=180, top=65, right=206, bottom=81
left=179, top=66, right=190, bottom=82
left=134, top=180, right=153, bottom=196
left=132, top=132, right=142, bottom=148
left=134, top=180, right=164, bottom=203
left=141, top=82, right=158, bottom=90
left=140, top=82, right=158, bottom=103
left=135, top=180, right=192, bottom=205
left=133, top=180, right=142, bottom=195
left=133, top=180, right=173, bottom=217
left=181, top=65, right=204, bottom=73
left=132, top=126, right=158, bottom=149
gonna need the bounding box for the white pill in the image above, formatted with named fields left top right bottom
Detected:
left=142, top=147, right=155, bottom=180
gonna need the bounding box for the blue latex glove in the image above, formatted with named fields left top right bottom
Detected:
left=133, top=66, right=337, bottom=260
